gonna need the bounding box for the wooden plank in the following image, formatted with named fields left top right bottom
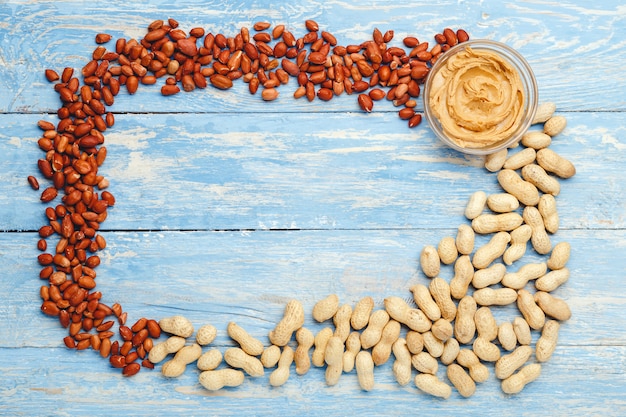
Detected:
left=1, top=227, right=625, bottom=414
left=1, top=111, right=623, bottom=232
left=0, top=346, right=626, bottom=417
left=3, top=228, right=624, bottom=347
left=0, top=345, right=623, bottom=416
left=1, top=1, right=625, bottom=113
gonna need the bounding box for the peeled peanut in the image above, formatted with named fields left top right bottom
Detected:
left=517, top=289, right=545, bottom=330
left=224, top=347, right=264, bottom=377
left=270, top=345, right=294, bottom=387
left=536, top=148, right=576, bottom=179
left=473, top=288, right=518, bottom=306
left=523, top=206, right=552, bottom=255
left=456, top=224, right=475, bottom=255
left=472, top=263, right=506, bottom=289
left=503, top=147, right=536, bottom=170
left=484, top=148, right=508, bottom=172
left=503, top=225, right=533, bottom=265
left=343, top=331, right=361, bottom=373
left=454, top=296, right=477, bottom=345
left=360, top=309, right=390, bottom=349
left=269, top=299, right=305, bottom=346
left=415, top=374, right=451, bottom=399
left=486, top=193, right=520, bottom=213
left=420, top=245, right=440, bottom=278
left=497, top=169, right=540, bottom=206
left=502, top=262, right=548, bottom=289
left=312, top=294, right=339, bottom=322
left=412, top=351, right=438, bottom=375
left=449, top=255, right=475, bottom=299
left=457, top=349, right=489, bottom=383
left=535, top=268, right=570, bottom=292
left=410, top=284, right=441, bottom=321
left=521, top=164, right=560, bottom=196
left=383, top=297, right=431, bottom=333
left=447, top=363, right=476, bottom=398
left=351, top=296, right=374, bottom=330
left=547, top=241, right=571, bottom=270
left=501, top=363, right=541, bottom=394
left=465, top=190, right=487, bottom=219
left=429, top=278, right=456, bottom=321
left=392, top=338, right=412, bottom=386
left=199, top=369, right=245, bottom=391
left=472, top=231, right=511, bottom=269
left=536, top=320, right=560, bottom=362
left=294, top=327, right=314, bottom=375
left=355, top=351, right=375, bottom=391
left=534, top=291, right=572, bottom=321
left=159, top=315, right=194, bottom=338
left=372, top=320, right=401, bottom=366
left=438, top=236, right=458, bottom=265
left=538, top=194, right=559, bottom=234
left=495, top=345, right=533, bottom=379
left=227, top=322, right=264, bottom=356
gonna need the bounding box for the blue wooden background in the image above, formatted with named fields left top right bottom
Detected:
left=1, top=0, right=625, bottom=415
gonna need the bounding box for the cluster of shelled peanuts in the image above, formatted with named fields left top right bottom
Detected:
left=146, top=103, right=574, bottom=398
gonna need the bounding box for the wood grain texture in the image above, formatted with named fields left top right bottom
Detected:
left=2, top=229, right=625, bottom=345
left=1, top=0, right=625, bottom=416
left=1, top=0, right=625, bottom=113
left=1, top=112, right=623, bottom=232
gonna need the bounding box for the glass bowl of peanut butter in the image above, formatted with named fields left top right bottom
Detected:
left=423, top=39, right=538, bottom=155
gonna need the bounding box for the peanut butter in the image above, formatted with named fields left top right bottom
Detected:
left=428, top=46, right=525, bottom=149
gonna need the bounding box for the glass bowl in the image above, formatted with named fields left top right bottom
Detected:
left=423, top=39, right=538, bottom=155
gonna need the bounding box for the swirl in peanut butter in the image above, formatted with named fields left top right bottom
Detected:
left=428, top=46, right=525, bottom=149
